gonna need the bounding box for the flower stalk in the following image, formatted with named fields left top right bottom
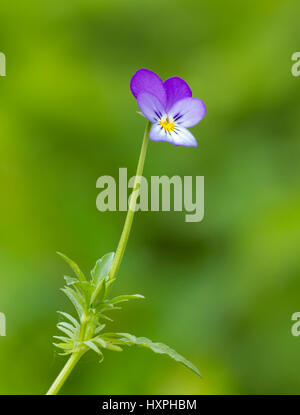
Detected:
left=46, top=121, right=151, bottom=395
left=108, top=120, right=151, bottom=282
left=47, top=68, right=205, bottom=395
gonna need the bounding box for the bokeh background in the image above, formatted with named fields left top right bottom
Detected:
left=0, top=0, right=300, bottom=395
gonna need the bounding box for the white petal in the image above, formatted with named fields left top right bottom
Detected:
left=149, top=123, right=198, bottom=147
left=149, top=122, right=174, bottom=144
left=171, top=125, right=198, bottom=147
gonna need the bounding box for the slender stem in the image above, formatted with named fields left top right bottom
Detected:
left=46, top=350, right=85, bottom=395
left=109, top=120, right=151, bottom=282
left=47, top=312, right=89, bottom=395
left=46, top=121, right=151, bottom=395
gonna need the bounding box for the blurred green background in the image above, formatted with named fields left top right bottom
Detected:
left=0, top=0, right=300, bottom=395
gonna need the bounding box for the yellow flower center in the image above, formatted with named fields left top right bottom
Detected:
left=159, top=117, right=175, bottom=132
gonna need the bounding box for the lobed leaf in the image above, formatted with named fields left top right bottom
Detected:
left=54, top=252, right=201, bottom=380
left=109, top=333, right=202, bottom=377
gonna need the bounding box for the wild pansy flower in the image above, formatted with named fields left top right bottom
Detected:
left=130, top=68, right=206, bottom=147
left=47, top=69, right=203, bottom=395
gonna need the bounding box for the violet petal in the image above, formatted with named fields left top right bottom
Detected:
left=164, top=77, right=192, bottom=110
left=130, top=68, right=167, bottom=108
left=137, top=92, right=166, bottom=123
left=169, top=97, right=206, bottom=128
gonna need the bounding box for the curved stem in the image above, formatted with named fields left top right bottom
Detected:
left=46, top=121, right=151, bottom=395
left=46, top=349, right=85, bottom=395
left=47, top=312, right=89, bottom=395
left=109, top=120, right=151, bottom=282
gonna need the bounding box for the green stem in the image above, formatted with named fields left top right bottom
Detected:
left=108, top=120, right=151, bottom=282
left=46, top=349, right=85, bottom=395
left=47, top=312, right=89, bottom=395
left=46, top=120, right=150, bottom=395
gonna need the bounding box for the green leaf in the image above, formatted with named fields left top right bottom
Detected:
left=64, top=276, right=78, bottom=285
left=55, top=347, right=74, bottom=356
left=57, top=324, right=74, bottom=338
left=94, top=323, right=106, bottom=334
left=72, top=281, right=94, bottom=305
left=84, top=340, right=102, bottom=355
left=104, top=342, right=123, bottom=352
left=90, top=278, right=107, bottom=305
left=91, top=253, right=114, bottom=285
left=105, top=278, right=116, bottom=290
left=107, top=294, right=145, bottom=305
left=53, top=336, right=72, bottom=343
left=98, top=304, right=122, bottom=313
left=57, top=252, right=86, bottom=282
left=53, top=342, right=73, bottom=350
left=112, top=333, right=201, bottom=377
left=61, top=287, right=84, bottom=318
left=90, top=252, right=115, bottom=306
left=97, top=313, right=113, bottom=322
left=92, top=337, right=107, bottom=348
left=53, top=340, right=75, bottom=355
left=57, top=311, right=80, bottom=329
left=57, top=351, right=73, bottom=356
left=57, top=322, right=77, bottom=334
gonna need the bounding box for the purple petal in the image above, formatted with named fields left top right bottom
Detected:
left=149, top=123, right=198, bottom=147
left=137, top=93, right=166, bottom=123
left=130, top=69, right=167, bottom=108
left=164, top=77, right=192, bottom=110
left=168, top=97, right=206, bottom=128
